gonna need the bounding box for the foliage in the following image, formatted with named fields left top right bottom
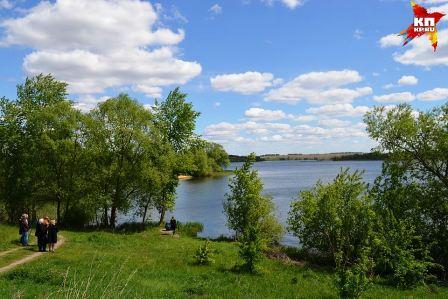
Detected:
left=288, top=169, right=374, bottom=268
left=0, top=74, right=85, bottom=223
left=153, top=87, right=200, bottom=153
left=194, top=239, right=215, bottom=265
left=336, top=261, right=370, bottom=299
left=186, top=139, right=230, bottom=177
left=177, top=221, right=204, bottom=237
left=224, top=153, right=282, bottom=272
left=0, top=75, right=222, bottom=230
left=365, top=104, right=448, bottom=284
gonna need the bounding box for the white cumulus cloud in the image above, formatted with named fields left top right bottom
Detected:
left=417, top=88, right=448, bottom=101
left=393, top=29, right=448, bottom=66
left=373, top=92, right=416, bottom=103
left=379, top=34, right=403, bottom=48
left=0, top=0, right=201, bottom=95
left=211, top=71, right=276, bottom=94
left=398, top=75, right=418, bottom=86
left=306, top=103, right=370, bottom=117
left=265, top=70, right=371, bottom=105
left=244, top=107, right=286, bottom=121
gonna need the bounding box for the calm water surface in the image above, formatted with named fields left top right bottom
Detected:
left=168, top=160, right=382, bottom=247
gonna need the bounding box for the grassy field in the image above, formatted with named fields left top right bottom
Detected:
left=0, top=224, right=447, bottom=298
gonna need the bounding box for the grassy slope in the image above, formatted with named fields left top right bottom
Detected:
left=0, top=225, right=447, bottom=298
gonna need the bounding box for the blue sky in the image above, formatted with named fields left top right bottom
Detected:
left=1, top=0, right=448, bottom=155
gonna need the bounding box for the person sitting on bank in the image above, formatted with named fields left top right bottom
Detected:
left=19, top=214, right=30, bottom=246
left=170, top=217, right=177, bottom=236
left=48, top=219, right=59, bottom=253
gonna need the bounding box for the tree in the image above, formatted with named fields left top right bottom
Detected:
left=224, top=153, right=282, bottom=272
left=0, top=74, right=79, bottom=223
left=365, top=103, right=448, bottom=284
left=288, top=169, right=374, bottom=268
left=87, top=94, right=156, bottom=228
left=134, top=133, right=175, bottom=224
left=184, top=139, right=230, bottom=177
left=153, top=87, right=200, bottom=153
left=152, top=88, right=200, bottom=224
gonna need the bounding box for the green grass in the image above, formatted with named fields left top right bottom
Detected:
left=0, top=224, right=447, bottom=298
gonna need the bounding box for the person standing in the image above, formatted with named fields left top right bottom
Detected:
left=170, top=216, right=177, bottom=236
left=35, top=218, right=49, bottom=252
left=48, top=219, right=59, bottom=253
left=19, top=214, right=30, bottom=246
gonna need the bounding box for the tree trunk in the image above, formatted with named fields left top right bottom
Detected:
left=56, top=196, right=61, bottom=224
left=158, top=208, right=166, bottom=226
left=142, top=204, right=149, bottom=224
left=110, top=206, right=117, bottom=228
left=102, top=206, right=109, bottom=227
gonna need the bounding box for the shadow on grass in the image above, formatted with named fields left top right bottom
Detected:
left=9, top=240, right=21, bottom=246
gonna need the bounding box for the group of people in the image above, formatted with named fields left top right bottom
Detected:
left=19, top=214, right=59, bottom=252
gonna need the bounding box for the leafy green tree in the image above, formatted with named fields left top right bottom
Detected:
left=152, top=88, right=200, bottom=224
left=87, top=94, right=156, bottom=228
left=153, top=87, right=200, bottom=153
left=134, top=134, right=176, bottom=224
left=365, top=104, right=448, bottom=282
left=183, top=139, right=230, bottom=177
left=288, top=169, right=374, bottom=268
left=224, top=153, right=282, bottom=272
left=0, top=74, right=79, bottom=222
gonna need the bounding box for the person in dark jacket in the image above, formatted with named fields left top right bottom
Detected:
left=35, top=218, right=49, bottom=252
left=48, top=219, right=59, bottom=252
left=170, top=217, right=177, bottom=236
left=19, top=214, right=30, bottom=246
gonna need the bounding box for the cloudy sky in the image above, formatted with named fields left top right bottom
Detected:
left=1, top=0, right=448, bottom=155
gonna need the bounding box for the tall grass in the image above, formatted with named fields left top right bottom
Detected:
left=49, top=258, right=137, bottom=299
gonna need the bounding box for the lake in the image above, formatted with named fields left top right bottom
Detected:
left=168, top=160, right=382, bottom=247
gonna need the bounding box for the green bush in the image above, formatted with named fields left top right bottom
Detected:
left=194, top=239, right=215, bottom=265
left=178, top=221, right=204, bottom=237
left=336, top=265, right=370, bottom=299
left=224, top=153, right=283, bottom=272
left=288, top=169, right=374, bottom=267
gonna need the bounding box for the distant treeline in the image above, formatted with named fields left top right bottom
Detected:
left=229, top=152, right=386, bottom=162
left=331, top=152, right=388, bottom=161
left=229, top=155, right=265, bottom=162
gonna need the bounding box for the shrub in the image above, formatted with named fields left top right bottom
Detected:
left=178, top=221, right=204, bottom=237
left=224, top=153, right=283, bottom=272
left=194, top=239, right=215, bottom=265
left=288, top=169, right=374, bottom=267
left=336, top=264, right=370, bottom=299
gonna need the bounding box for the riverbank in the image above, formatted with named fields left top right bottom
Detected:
left=178, top=170, right=233, bottom=180
left=0, top=224, right=446, bottom=298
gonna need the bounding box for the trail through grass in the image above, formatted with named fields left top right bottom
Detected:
left=0, top=224, right=447, bottom=298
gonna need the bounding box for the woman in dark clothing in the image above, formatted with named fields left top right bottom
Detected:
left=48, top=219, right=59, bottom=252
left=35, top=218, right=49, bottom=252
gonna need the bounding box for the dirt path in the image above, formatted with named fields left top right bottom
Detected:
left=0, top=236, right=65, bottom=274
left=0, top=247, right=21, bottom=258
